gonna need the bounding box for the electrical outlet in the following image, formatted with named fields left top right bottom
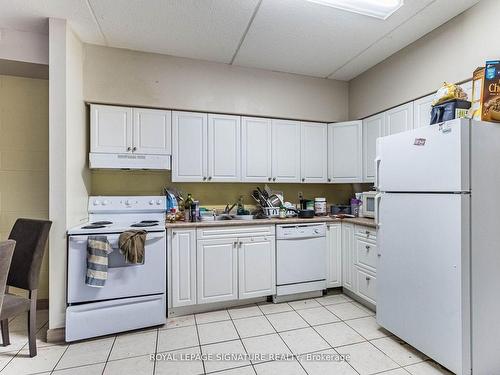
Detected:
left=298, top=191, right=303, bottom=200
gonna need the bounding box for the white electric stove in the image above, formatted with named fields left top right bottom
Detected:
left=66, top=196, right=167, bottom=342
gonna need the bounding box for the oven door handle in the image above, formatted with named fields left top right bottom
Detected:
left=69, top=232, right=165, bottom=244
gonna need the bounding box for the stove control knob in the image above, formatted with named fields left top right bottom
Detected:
left=102, top=200, right=108, bottom=206
left=314, top=228, right=319, bottom=234
left=149, top=200, right=155, bottom=205
left=156, top=200, right=162, bottom=205
left=125, top=200, right=131, bottom=206
left=93, top=200, right=101, bottom=206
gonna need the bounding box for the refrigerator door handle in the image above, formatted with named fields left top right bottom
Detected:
left=375, top=193, right=383, bottom=228
left=374, top=157, right=381, bottom=191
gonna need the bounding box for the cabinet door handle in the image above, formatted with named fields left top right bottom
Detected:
left=328, top=178, right=331, bottom=182
left=365, top=245, right=370, bottom=250
left=239, top=241, right=243, bottom=246
left=272, top=177, right=276, bottom=181
left=268, top=177, right=272, bottom=181
left=208, top=176, right=212, bottom=181
left=127, top=147, right=132, bottom=151
left=233, top=241, right=238, bottom=247
left=301, top=178, right=305, bottom=182
left=132, top=146, right=137, bottom=152
left=203, top=177, right=207, bottom=181
left=366, top=276, right=371, bottom=281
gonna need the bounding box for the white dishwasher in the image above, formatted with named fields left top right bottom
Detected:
left=275, top=223, right=327, bottom=299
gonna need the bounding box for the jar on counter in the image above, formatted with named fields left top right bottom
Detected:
left=314, top=197, right=327, bottom=216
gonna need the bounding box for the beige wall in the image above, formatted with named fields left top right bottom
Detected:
left=91, top=170, right=365, bottom=207
left=83, top=44, right=349, bottom=123
left=0, top=75, right=49, bottom=299
left=349, top=0, right=499, bottom=119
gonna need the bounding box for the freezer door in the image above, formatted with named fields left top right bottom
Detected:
left=376, top=119, right=469, bottom=192
left=376, top=193, right=470, bottom=375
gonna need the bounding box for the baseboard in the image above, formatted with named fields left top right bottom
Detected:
left=342, top=288, right=376, bottom=312
left=36, top=299, right=48, bottom=310
left=46, top=327, right=66, bottom=343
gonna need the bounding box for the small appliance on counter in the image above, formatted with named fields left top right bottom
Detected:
left=330, top=204, right=351, bottom=216
left=360, top=191, right=377, bottom=218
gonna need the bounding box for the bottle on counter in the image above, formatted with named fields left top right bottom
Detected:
left=184, top=193, right=193, bottom=222
left=190, top=200, right=200, bottom=222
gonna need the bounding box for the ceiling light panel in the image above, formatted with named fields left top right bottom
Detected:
left=307, top=0, right=404, bottom=19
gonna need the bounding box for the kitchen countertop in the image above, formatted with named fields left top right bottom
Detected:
left=165, top=216, right=376, bottom=229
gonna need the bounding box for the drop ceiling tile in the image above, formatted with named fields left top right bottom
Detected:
left=88, top=0, right=260, bottom=63
left=329, top=0, right=481, bottom=80
left=0, top=0, right=104, bottom=44
left=233, top=0, right=433, bottom=77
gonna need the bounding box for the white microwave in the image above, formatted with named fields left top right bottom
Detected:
left=360, top=191, right=377, bottom=218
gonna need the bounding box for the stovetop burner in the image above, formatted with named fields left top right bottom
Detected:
left=130, top=222, right=159, bottom=228
left=91, top=221, right=113, bottom=225
left=82, top=225, right=106, bottom=229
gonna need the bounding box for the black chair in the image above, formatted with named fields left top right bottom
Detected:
left=0, top=241, right=16, bottom=314
left=1, top=219, right=52, bottom=357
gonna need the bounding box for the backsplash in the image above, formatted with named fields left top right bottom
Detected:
left=91, top=170, right=372, bottom=207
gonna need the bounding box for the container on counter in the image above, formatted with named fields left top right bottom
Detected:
left=279, top=206, right=287, bottom=219
left=304, top=200, right=314, bottom=211
left=350, top=198, right=362, bottom=217
left=190, top=200, right=200, bottom=222
left=314, top=197, right=327, bottom=216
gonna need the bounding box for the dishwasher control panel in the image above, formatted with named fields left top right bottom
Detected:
left=276, top=223, right=326, bottom=239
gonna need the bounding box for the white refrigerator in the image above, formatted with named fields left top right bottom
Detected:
left=375, top=118, right=500, bottom=375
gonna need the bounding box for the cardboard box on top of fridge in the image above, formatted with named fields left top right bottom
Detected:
left=471, top=67, right=484, bottom=121
left=481, top=61, right=500, bottom=122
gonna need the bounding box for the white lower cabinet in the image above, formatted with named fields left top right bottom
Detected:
left=355, top=267, right=376, bottom=305
left=341, top=223, right=355, bottom=292
left=170, top=229, right=197, bottom=307
left=338, top=223, right=377, bottom=306
left=197, top=238, right=238, bottom=304
left=169, top=225, right=276, bottom=307
left=326, top=223, right=342, bottom=288
left=238, top=236, right=276, bottom=299
left=353, top=224, right=377, bottom=305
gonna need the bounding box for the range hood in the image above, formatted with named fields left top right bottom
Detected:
left=89, top=153, right=171, bottom=170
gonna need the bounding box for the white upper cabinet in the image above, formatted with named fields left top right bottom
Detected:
left=207, top=114, right=241, bottom=182
left=413, top=93, right=434, bottom=129
left=328, top=121, right=362, bottom=183
left=241, top=117, right=272, bottom=183
left=362, top=113, right=384, bottom=182
left=172, top=111, right=208, bottom=182
left=384, top=102, right=414, bottom=135
left=271, top=119, right=301, bottom=183
left=133, top=108, right=172, bottom=155
left=91, top=104, right=132, bottom=153
left=300, top=122, right=328, bottom=183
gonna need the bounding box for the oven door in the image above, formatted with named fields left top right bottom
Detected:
left=67, top=231, right=166, bottom=303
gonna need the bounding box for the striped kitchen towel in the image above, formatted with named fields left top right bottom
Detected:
left=86, top=236, right=113, bottom=287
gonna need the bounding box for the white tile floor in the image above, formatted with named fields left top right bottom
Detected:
left=0, top=293, right=454, bottom=375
